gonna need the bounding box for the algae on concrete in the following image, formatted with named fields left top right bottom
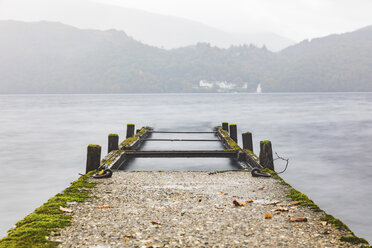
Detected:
left=0, top=171, right=97, bottom=248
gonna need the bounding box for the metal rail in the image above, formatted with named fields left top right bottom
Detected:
left=149, top=131, right=216, bottom=134
left=142, top=138, right=221, bottom=142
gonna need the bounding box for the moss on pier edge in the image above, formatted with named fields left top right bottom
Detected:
left=218, top=127, right=240, bottom=151
left=120, top=127, right=149, bottom=149
left=0, top=171, right=97, bottom=248
left=262, top=168, right=370, bottom=246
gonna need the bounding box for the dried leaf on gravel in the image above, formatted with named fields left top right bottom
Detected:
left=122, top=232, right=135, bottom=239
left=258, top=187, right=265, bottom=190
left=264, top=201, right=280, bottom=206
left=289, top=217, right=308, bottom=222
left=151, top=220, right=161, bottom=225
left=59, top=206, right=73, bottom=213
left=98, top=205, right=114, bottom=209
left=220, top=192, right=225, bottom=194
left=273, top=208, right=289, bottom=212
left=265, top=213, right=272, bottom=219
left=321, top=221, right=328, bottom=226
left=291, top=201, right=300, bottom=205
left=233, top=200, right=253, bottom=206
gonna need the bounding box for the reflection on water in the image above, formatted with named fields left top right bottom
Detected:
left=124, top=158, right=242, bottom=171
left=0, top=93, right=372, bottom=242
left=140, top=132, right=224, bottom=151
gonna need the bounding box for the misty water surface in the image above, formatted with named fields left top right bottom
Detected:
left=0, top=93, right=371, bottom=242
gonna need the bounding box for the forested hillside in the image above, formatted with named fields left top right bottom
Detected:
left=266, top=26, right=372, bottom=92
left=0, top=21, right=371, bottom=93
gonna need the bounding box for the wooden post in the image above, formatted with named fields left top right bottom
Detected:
left=108, top=134, right=119, bottom=153
left=229, top=124, right=237, bottom=143
left=259, top=140, right=274, bottom=171
left=242, top=132, right=253, bottom=152
left=86, top=144, right=101, bottom=173
left=126, top=124, right=135, bottom=138
left=222, top=122, right=229, bottom=132
left=136, top=129, right=140, bottom=134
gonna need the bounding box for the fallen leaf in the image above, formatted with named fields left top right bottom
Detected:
left=98, top=205, right=114, bottom=209
left=264, top=201, right=280, bottom=206
left=145, top=241, right=153, bottom=246
left=233, top=200, right=252, bottom=206
left=151, top=220, right=161, bottom=225
left=122, top=232, right=135, bottom=239
left=273, top=208, right=289, bottom=212
left=330, top=240, right=337, bottom=244
left=289, top=217, right=308, bottom=222
left=265, top=213, right=272, bottom=219
left=258, top=187, right=265, bottom=190
left=59, top=206, right=73, bottom=213
left=321, top=221, right=327, bottom=226
left=244, top=233, right=253, bottom=237
left=291, top=201, right=300, bottom=205
left=220, top=192, right=225, bottom=194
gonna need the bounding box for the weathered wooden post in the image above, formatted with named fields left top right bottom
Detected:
left=222, top=122, right=229, bottom=132
left=242, top=132, right=253, bottom=152
left=108, top=134, right=119, bottom=153
left=86, top=144, right=101, bottom=173
left=259, top=140, right=274, bottom=171
left=229, top=124, right=237, bottom=143
left=136, top=129, right=140, bottom=134
left=126, top=124, right=135, bottom=138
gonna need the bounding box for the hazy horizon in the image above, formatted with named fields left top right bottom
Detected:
left=1, top=0, right=371, bottom=47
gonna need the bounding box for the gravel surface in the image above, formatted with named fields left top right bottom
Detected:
left=52, top=171, right=358, bottom=247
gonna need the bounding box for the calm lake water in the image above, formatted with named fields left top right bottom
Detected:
left=0, top=93, right=371, bottom=242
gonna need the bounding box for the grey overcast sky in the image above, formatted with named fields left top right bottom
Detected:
left=90, top=0, right=372, bottom=41
left=1, top=0, right=371, bottom=41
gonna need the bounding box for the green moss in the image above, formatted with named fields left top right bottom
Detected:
left=245, top=149, right=259, bottom=162
left=87, top=144, right=101, bottom=148
left=262, top=168, right=369, bottom=245
left=243, top=131, right=252, bottom=135
left=120, top=127, right=150, bottom=149
left=261, top=168, right=291, bottom=186
left=218, top=127, right=240, bottom=150
left=261, top=140, right=271, bottom=144
left=340, top=235, right=369, bottom=245
left=0, top=171, right=97, bottom=248
left=264, top=169, right=320, bottom=210
left=289, top=188, right=321, bottom=212
left=100, top=150, right=124, bottom=168
left=320, top=214, right=352, bottom=232
left=108, top=133, right=118, bottom=137
left=263, top=168, right=320, bottom=211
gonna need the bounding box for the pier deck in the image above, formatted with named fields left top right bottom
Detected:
left=51, top=171, right=360, bottom=247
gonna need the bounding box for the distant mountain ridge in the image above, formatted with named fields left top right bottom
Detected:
left=0, top=21, right=371, bottom=93
left=0, top=0, right=294, bottom=51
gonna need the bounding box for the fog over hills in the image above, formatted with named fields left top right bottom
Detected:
left=0, top=0, right=294, bottom=51
left=0, top=21, right=371, bottom=93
